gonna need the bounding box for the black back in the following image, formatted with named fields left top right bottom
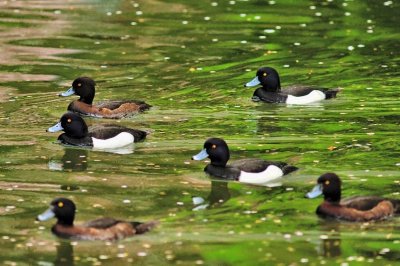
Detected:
left=89, top=124, right=147, bottom=142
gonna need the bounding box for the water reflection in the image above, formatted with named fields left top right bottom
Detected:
left=254, top=103, right=326, bottom=135
left=54, top=241, right=74, bottom=266
left=92, top=144, right=134, bottom=155
left=48, top=148, right=89, bottom=172
left=318, top=221, right=342, bottom=258
left=316, top=221, right=400, bottom=260
left=193, top=181, right=231, bottom=211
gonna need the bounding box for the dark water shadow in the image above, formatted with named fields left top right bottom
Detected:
left=317, top=221, right=342, bottom=258
left=316, top=219, right=400, bottom=261
left=193, top=180, right=231, bottom=211
left=55, top=240, right=74, bottom=266
left=48, top=148, right=89, bottom=172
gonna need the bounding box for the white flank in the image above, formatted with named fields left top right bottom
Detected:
left=238, top=165, right=284, bottom=185
left=92, top=132, right=134, bottom=149
left=286, top=90, right=325, bottom=104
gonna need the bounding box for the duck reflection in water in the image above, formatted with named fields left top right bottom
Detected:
left=192, top=181, right=231, bottom=211
left=317, top=221, right=342, bottom=258
left=48, top=148, right=89, bottom=172
left=54, top=241, right=74, bottom=266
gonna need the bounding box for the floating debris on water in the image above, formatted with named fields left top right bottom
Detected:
left=300, top=258, right=309, bottom=263
left=284, top=234, right=291, bottom=239
left=264, top=29, right=275, bottom=34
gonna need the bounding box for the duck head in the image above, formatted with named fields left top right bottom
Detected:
left=244, top=67, right=281, bottom=92
left=47, top=113, right=89, bottom=138
left=37, top=198, right=76, bottom=226
left=60, top=77, right=96, bottom=104
left=306, top=173, right=342, bottom=203
left=192, top=138, right=230, bottom=167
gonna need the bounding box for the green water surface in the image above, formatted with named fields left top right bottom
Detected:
left=0, top=0, right=399, bottom=265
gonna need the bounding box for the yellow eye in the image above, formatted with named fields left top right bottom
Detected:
left=67, top=118, right=72, bottom=123
left=325, top=180, right=330, bottom=185
left=212, top=144, right=217, bottom=149
left=77, top=83, right=82, bottom=87
left=58, top=202, right=64, bottom=208
left=263, top=73, right=267, bottom=77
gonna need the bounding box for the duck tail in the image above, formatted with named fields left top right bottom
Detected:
left=139, top=102, right=152, bottom=111
left=124, top=129, right=147, bottom=142
left=134, top=129, right=148, bottom=142
left=282, top=165, right=298, bottom=175
left=131, top=220, right=159, bottom=234
left=389, top=199, right=400, bottom=214
left=323, top=87, right=342, bottom=99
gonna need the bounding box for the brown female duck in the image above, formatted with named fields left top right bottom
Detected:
left=37, top=198, right=157, bottom=241
left=306, top=173, right=400, bottom=221
left=59, top=77, right=151, bottom=119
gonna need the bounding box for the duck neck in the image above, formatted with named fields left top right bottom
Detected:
left=211, top=160, right=227, bottom=167
left=262, top=76, right=281, bottom=92
left=324, top=191, right=341, bottom=204
left=78, top=94, right=94, bottom=105
left=57, top=216, right=74, bottom=226
left=209, top=151, right=229, bottom=167
left=262, top=84, right=281, bottom=92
